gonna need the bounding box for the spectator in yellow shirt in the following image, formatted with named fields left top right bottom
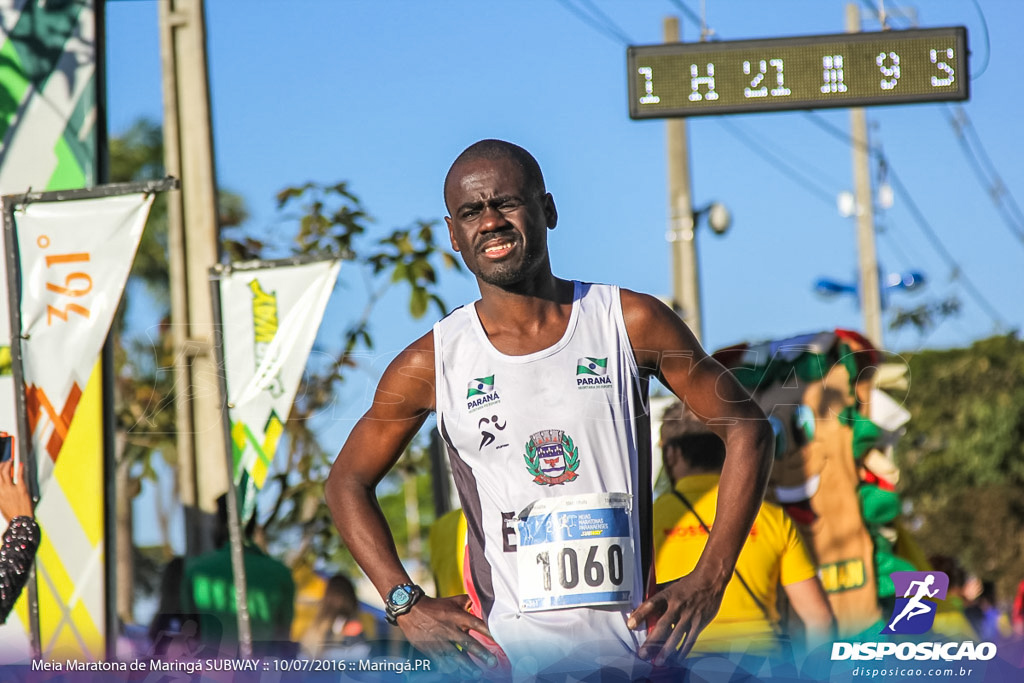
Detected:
left=653, top=402, right=835, bottom=655
left=428, top=508, right=468, bottom=598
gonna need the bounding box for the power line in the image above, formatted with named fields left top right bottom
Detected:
left=715, top=119, right=838, bottom=207
left=857, top=0, right=917, bottom=31
left=945, top=105, right=1024, bottom=246
left=563, top=0, right=713, bottom=46
left=802, top=112, right=1008, bottom=330
left=803, top=111, right=867, bottom=152
left=873, top=155, right=930, bottom=273
left=965, top=0, right=992, bottom=79
left=884, top=165, right=1008, bottom=329
left=553, top=2, right=839, bottom=228
left=875, top=222, right=917, bottom=273
left=577, top=0, right=634, bottom=44
left=859, top=0, right=990, bottom=79
left=665, top=0, right=705, bottom=35
left=553, top=0, right=632, bottom=46
left=812, top=103, right=1024, bottom=251
left=858, top=0, right=889, bottom=28
left=851, top=6, right=1018, bottom=253
left=557, top=2, right=1008, bottom=331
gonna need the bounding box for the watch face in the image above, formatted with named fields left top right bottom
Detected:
left=391, top=587, right=411, bottom=607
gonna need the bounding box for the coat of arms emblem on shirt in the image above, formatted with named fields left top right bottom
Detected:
left=524, top=429, right=580, bottom=486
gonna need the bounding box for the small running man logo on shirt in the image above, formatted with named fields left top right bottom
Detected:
left=882, top=571, right=949, bottom=635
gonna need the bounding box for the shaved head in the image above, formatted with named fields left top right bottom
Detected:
left=444, top=139, right=546, bottom=213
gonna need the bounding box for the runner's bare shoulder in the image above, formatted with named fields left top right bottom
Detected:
left=371, top=330, right=437, bottom=418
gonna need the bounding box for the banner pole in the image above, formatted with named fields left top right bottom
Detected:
left=2, top=199, right=41, bottom=658
left=95, top=0, right=119, bottom=657
left=209, top=264, right=254, bottom=658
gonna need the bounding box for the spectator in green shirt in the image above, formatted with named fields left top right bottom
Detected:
left=181, top=495, right=295, bottom=656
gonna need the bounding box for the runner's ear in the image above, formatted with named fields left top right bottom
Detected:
left=543, top=194, right=557, bottom=229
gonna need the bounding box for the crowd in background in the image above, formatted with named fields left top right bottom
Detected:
left=5, top=428, right=1024, bottom=665
left=104, top=401, right=1024, bottom=664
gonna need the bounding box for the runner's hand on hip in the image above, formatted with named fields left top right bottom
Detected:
left=627, top=572, right=727, bottom=665
left=395, top=594, right=499, bottom=675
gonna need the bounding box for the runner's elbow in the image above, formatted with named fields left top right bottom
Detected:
left=325, top=462, right=358, bottom=511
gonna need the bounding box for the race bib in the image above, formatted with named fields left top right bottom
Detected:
left=516, top=492, right=635, bottom=612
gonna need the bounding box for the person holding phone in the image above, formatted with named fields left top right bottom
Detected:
left=1, top=444, right=39, bottom=624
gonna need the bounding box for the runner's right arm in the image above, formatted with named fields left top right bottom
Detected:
left=324, top=331, right=496, bottom=673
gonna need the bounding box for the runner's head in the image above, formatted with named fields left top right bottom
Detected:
left=444, top=140, right=546, bottom=207
left=444, top=140, right=558, bottom=289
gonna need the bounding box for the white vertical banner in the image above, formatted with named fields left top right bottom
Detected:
left=14, top=193, right=153, bottom=488
left=5, top=190, right=154, bottom=660
left=219, top=258, right=339, bottom=508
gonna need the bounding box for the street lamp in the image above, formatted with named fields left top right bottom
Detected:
left=815, top=269, right=926, bottom=309
left=702, top=201, right=732, bottom=235
left=667, top=200, right=731, bottom=343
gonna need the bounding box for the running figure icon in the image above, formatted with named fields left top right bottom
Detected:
left=889, top=574, right=939, bottom=631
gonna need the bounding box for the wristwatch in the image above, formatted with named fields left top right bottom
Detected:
left=384, top=583, right=424, bottom=625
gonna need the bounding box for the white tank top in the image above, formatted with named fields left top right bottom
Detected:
left=433, top=281, right=653, bottom=675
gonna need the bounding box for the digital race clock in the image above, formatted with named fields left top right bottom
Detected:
left=627, top=26, right=968, bottom=119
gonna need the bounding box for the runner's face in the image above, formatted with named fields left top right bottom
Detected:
left=445, top=157, right=556, bottom=288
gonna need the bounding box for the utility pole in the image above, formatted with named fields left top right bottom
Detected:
left=159, top=0, right=226, bottom=554
left=664, top=17, right=702, bottom=343
left=847, top=3, right=884, bottom=348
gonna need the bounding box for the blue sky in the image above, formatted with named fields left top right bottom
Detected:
left=105, top=0, right=1022, bottom=556
left=106, top=0, right=1021, bottom=359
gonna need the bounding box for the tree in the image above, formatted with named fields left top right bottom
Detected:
left=242, top=181, right=460, bottom=577
left=109, top=118, right=461, bottom=621
left=893, top=333, right=1024, bottom=606
left=110, top=119, right=255, bottom=620
left=108, top=118, right=178, bottom=622
left=887, top=296, right=961, bottom=336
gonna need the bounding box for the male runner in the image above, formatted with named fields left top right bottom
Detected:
left=325, top=139, right=773, bottom=677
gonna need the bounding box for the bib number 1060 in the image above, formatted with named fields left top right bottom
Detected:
left=534, top=543, right=624, bottom=592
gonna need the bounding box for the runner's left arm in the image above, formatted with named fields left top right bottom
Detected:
left=620, top=290, right=773, bottom=664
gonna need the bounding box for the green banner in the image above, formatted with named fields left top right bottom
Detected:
left=1, top=0, right=97, bottom=192
left=0, top=0, right=99, bottom=661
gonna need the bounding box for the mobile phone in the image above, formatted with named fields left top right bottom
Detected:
left=0, top=432, right=18, bottom=486
left=0, top=433, right=11, bottom=463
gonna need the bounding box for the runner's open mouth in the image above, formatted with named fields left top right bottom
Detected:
left=481, top=239, right=517, bottom=258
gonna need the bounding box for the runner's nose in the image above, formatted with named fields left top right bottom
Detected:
left=479, top=204, right=508, bottom=233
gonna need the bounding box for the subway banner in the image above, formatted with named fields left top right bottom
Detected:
left=216, top=258, right=340, bottom=519
left=3, top=191, right=153, bottom=661
left=0, top=0, right=98, bottom=661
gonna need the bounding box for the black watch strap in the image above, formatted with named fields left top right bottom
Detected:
left=385, top=583, right=424, bottom=625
